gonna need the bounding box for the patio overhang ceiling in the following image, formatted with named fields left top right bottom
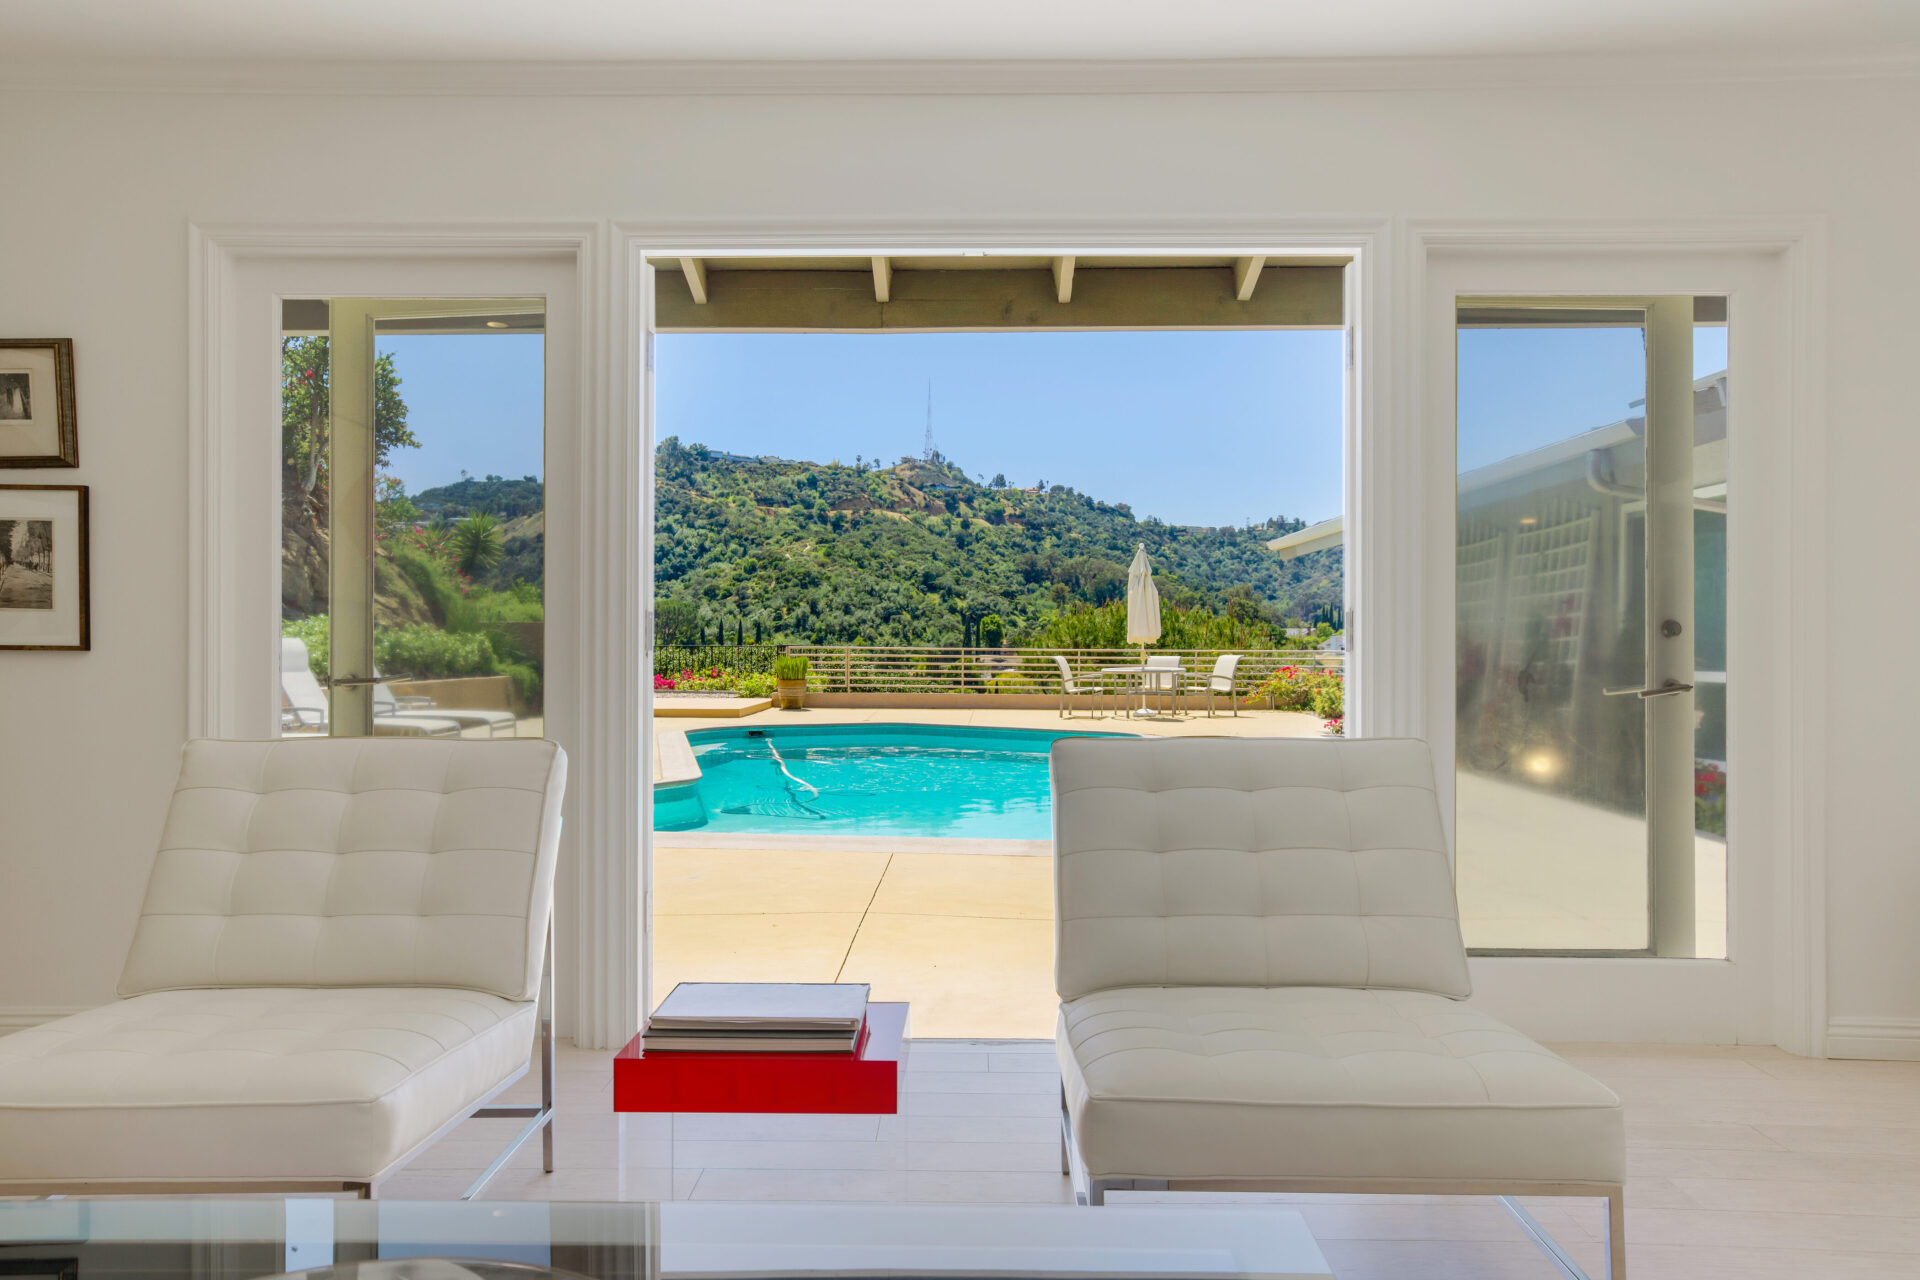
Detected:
left=648, top=253, right=1349, bottom=332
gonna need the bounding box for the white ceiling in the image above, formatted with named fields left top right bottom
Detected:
left=7, top=0, right=1918, bottom=63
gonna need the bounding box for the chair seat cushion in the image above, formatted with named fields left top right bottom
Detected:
left=0, top=987, right=535, bottom=1186
left=1059, top=986, right=1622, bottom=1188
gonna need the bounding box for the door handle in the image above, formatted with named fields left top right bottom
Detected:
left=1602, top=679, right=1695, bottom=699
left=322, top=674, right=412, bottom=688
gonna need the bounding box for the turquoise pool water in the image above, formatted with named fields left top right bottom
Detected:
left=654, top=723, right=1125, bottom=839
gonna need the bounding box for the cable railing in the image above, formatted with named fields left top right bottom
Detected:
left=780, top=645, right=1342, bottom=697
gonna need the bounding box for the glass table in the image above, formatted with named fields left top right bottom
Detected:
left=0, top=1198, right=1332, bottom=1279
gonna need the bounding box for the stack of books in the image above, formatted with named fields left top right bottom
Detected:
left=642, top=982, right=870, bottom=1054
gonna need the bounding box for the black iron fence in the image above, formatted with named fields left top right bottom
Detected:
left=653, top=644, right=780, bottom=677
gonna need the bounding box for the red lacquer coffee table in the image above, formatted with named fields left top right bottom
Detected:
left=613, top=1003, right=910, bottom=1198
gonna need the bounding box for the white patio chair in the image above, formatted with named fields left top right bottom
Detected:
left=1143, top=653, right=1182, bottom=716
left=1051, top=736, right=1626, bottom=1279
left=1052, top=655, right=1108, bottom=719
left=280, top=637, right=462, bottom=738
left=1203, top=653, right=1243, bottom=717
left=0, top=736, right=567, bottom=1199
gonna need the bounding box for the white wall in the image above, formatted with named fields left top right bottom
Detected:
left=1, top=72, right=1915, bottom=1047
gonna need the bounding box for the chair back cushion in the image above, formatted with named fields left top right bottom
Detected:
left=1051, top=736, right=1469, bottom=1000
left=119, top=738, right=567, bottom=1002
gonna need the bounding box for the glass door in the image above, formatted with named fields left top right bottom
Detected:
left=1454, top=296, right=1728, bottom=958
left=279, top=297, right=547, bottom=741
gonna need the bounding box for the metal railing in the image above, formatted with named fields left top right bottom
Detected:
left=653, top=643, right=780, bottom=677
left=780, top=645, right=1342, bottom=697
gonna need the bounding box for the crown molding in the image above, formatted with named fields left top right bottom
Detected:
left=8, top=47, right=1920, bottom=98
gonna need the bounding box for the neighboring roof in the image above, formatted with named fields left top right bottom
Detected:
left=1267, top=369, right=1730, bottom=559
left=1267, top=516, right=1344, bottom=561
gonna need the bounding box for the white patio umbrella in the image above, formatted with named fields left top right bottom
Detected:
left=1125, top=544, right=1162, bottom=715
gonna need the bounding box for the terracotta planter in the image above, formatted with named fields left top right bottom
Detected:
left=775, top=678, right=807, bottom=709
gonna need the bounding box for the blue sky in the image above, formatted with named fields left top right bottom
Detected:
left=656, top=331, right=1344, bottom=528
left=377, top=334, right=546, bottom=495
left=375, top=322, right=1728, bottom=526
left=1459, top=324, right=1728, bottom=472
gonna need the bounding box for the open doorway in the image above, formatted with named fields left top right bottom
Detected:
left=645, top=253, right=1352, bottom=1036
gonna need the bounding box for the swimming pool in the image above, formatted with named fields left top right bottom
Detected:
left=653, top=723, right=1126, bottom=839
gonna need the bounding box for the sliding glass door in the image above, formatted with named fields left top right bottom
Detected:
left=1453, top=296, right=1728, bottom=958
left=279, top=298, right=547, bottom=741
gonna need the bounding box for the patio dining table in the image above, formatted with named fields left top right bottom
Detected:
left=1099, top=663, right=1187, bottom=718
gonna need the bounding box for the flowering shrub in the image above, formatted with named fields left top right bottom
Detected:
left=1695, top=761, right=1727, bottom=836
left=1246, top=664, right=1345, bottom=733
left=653, top=666, right=777, bottom=698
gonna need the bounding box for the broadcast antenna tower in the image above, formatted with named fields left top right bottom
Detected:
left=922, top=380, right=936, bottom=462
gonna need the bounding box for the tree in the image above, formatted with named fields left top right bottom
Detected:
left=281, top=336, right=418, bottom=512
left=655, top=598, right=702, bottom=644
left=991, top=473, right=1007, bottom=488
left=450, top=512, right=505, bottom=578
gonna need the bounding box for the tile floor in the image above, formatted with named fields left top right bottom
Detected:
left=382, top=1036, right=1920, bottom=1280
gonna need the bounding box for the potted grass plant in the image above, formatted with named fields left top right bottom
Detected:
left=773, top=654, right=810, bottom=710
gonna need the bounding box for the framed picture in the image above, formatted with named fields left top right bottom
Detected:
left=0, top=485, right=89, bottom=651
left=0, top=339, right=79, bottom=468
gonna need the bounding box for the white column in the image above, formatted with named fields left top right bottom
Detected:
left=1646, top=296, right=1697, bottom=958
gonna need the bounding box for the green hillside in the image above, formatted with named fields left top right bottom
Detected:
left=411, top=443, right=1343, bottom=647
left=652, top=439, right=1341, bottom=646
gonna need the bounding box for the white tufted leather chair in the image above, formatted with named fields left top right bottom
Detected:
left=0, top=736, right=567, bottom=1199
left=1051, top=736, right=1627, bottom=1279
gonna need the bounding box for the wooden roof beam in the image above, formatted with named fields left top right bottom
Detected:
left=681, top=257, right=709, bottom=305
left=871, top=256, right=892, bottom=303
left=1052, top=255, right=1076, bottom=304
left=1233, top=255, right=1266, bottom=302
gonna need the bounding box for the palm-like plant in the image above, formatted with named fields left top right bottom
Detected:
left=450, top=511, right=505, bottom=579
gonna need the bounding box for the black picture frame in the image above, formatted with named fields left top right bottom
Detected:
left=0, top=484, right=89, bottom=651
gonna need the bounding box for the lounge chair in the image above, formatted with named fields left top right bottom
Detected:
left=279, top=637, right=462, bottom=738
left=1051, top=736, right=1626, bottom=1279
left=375, top=679, right=520, bottom=738
left=1052, top=655, right=1109, bottom=719
left=1202, top=652, right=1242, bottom=717
left=0, top=736, right=566, bottom=1199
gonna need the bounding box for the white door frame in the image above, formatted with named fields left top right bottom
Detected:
left=185, top=222, right=640, bottom=1048
left=619, top=216, right=1398, bottom=1033
left=1408, top=222, right=1828, bottom=1054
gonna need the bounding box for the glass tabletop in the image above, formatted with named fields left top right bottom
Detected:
left=0, top=1199, right=1331, bottom=1280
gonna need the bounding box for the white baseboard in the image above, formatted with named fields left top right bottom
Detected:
left=0, top=1007, right=87, bottom=1035
left=1826, top=1016, right=1920, bottom=1061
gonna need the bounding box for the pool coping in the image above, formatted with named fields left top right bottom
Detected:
left=656, top=728, right=701, bottom=787
left=653, top=832, right=1053, bottom=857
